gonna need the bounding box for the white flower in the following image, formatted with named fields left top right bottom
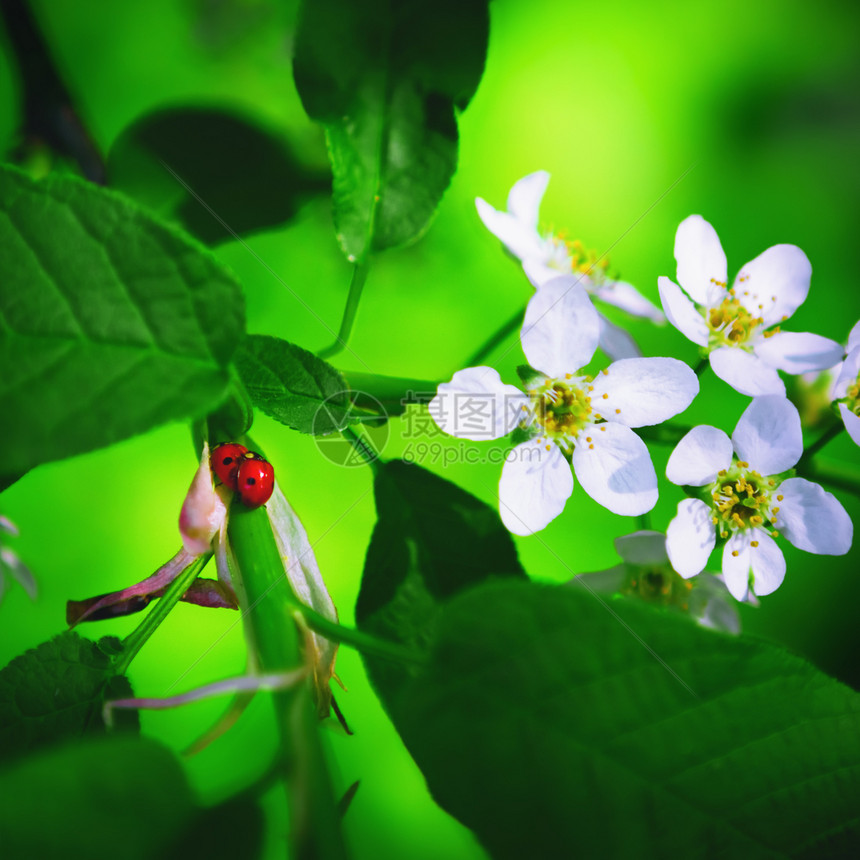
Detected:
left=658, top=215, right=843, bottom=396
left=665, top=395, right=853, bottom=601
left=476, top=171, right=665, bottom=360
left=574, top=530, right=751, bottom=634
left=832, top=319, right=860, bottom=446
left=430, top=277, right=699, bottom=535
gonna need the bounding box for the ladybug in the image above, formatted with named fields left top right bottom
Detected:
left=209, top=442, right=248, bottom=491
left=236, top=452, right=275, bottom=509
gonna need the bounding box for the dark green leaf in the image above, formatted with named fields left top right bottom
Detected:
left=0, top=165, right=244, bottom=475
left=108, top=106, right=329, bottom=245
left=0, top=735, right=262, bottom=860
left=0, top=631, right=138, bottom=764
left=235, top=334, right=354, bottom=434
left=165, top=796, right=265, bottom=860
left=356, top=460, right=526, bottom=697
left=385, top=580, right=860, bottom=859
left=294, top=0, right=490, bottom=262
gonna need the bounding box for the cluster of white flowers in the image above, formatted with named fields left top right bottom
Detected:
left=431, top=172, right=856, bottom=612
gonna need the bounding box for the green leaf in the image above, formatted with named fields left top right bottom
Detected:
left=382, top=580, right=860, bottom=859
left=0, top=165, right=245, bottom=475
left=294, top=0, right=490, bottom=262
left=0, top=631, right=138, bottom=765
left=356, top=460, right=526, bottom=697
left=0, top=735, right=262, bottom=860
left=108, top=106, right=329, bottom=245
left=234, top=334, right=354, bottom=435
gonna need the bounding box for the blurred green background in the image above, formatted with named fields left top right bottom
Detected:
left=1, top=1, right=859, bottom=857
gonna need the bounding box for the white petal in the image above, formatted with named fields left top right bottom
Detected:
left=748, top=531, right=786, bottom=597
left=754, top=331, right=844, bottom=375
left=523, top=258, right=563, bottom=289
left=674, top=215, right=728, bottom=305
left=591, top=357, right=698, bottom=428
left=597, top=314, right=641, bottom=360
left=506, top=171, right=550, bottom=231
left=709, top=347, right=786, bottom=396
left=0, top=548, right=37, bottom=600
left=721, top=533, right=752, bottom=602
left=475, top=197, right=542, bottom=261
left=666, top=498, right=716, bottom=578
left=593, top=280, right=665, bottom=322
left=520, top=276, right=600, bottom=376
left=732, top=395, right=802, bottom=475
left=614, top=530, right=669, bottom=565
left=658, top=277, right=709, bottom=346
left=839, top=403, right=860, bottom=447
left=666, top=425, right=733, bottom=486
left=571, top=422, right=657, bottom=516
left=430, top=367, right=527, bottom=441
left=571, top=565, right=626, bottom=594
left=0, top=516, right=18, bottom=536
left=267, top=481, right=340, bottom=706
left=847, top=320, right=860, bottom=354
left=734, top=244, right=811, bottom=326
left=691, top=575, right=742, bottom=635
left=498, top=439, right=573, bottom=535
left=833, top=347, right=860, bottom=399
left=775, top=477, right=853, bottom=555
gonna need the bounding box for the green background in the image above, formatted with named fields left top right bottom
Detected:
left=1, top=1, right=859, bottom=857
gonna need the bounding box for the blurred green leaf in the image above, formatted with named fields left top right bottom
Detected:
left=235, top=333, right=353, bottom=434
left=293, top=0, right=489, bottom=262
left=108, top=106, right=329, bottom=245
left=0, top=632, right=138, bottom=765
left=356, top=460, right=526, bottom=696
left=0, top=734, right=262, bottom=860
left=381, top=580, right=860, bottom=859
left=0, top=165, right=244, bottom=475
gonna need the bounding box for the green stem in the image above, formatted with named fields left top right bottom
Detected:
left=344, top=371, right=438, bottom=419
left=0, top=0, right=105, bottom=182
left=796, top=455, right=860, bottom=498
left=465, top=306, right=525, bottom=367
left=341, top=425, right=382, bottom=473
left=635, top=423, right=692, bottom=447
left=299, top=604, right=426, bottom=667
left=117, top=554, right=210, bottom=674
left=319, top=262, right=371, bottom=360
left=228, top=504, right=347, bottom=860
left=799, top=421, right=845, bottom=466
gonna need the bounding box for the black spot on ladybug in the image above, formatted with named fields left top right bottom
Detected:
left=222, top=456, right=233, bottom=465
left=246, top=477, right=256, bottom=485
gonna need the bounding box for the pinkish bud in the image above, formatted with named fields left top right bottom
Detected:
left=179, top=442, right=229, bottom=555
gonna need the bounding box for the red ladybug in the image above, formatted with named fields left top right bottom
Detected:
left=236, top=452, right=275, bottom=509
left=209, top=442, right=248, bottom=491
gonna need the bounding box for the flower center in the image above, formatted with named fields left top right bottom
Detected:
left=541, top=236, right=572, bottom=272
left=845, top=375, right=860, bottom=417
left=707, top=461, right=782, bottom=540
left=622, top=565, right=694, bottom=610
left=567, top=239, right=610, bottom=285
left=706, top=294, right=767, bottom=348
left=528, top=376, right=599, bottom=450
left=543, top=234, right=611, bottom=284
